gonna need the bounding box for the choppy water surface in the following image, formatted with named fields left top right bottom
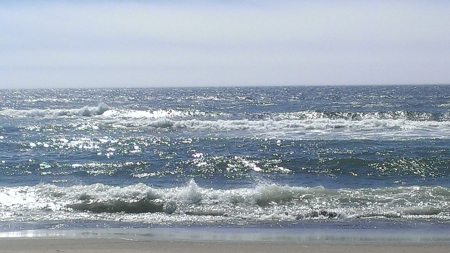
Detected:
left=1, top=85, right=450, bottom=234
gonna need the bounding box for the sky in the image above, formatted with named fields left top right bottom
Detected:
left=1, top=0, right=449, bottom=89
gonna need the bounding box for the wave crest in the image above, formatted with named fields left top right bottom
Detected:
left=1, top=181, right=449, bottom=224
left=0, top=103, right=110, bottom=118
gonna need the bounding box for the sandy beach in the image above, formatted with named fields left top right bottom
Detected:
left=0, top=238, right=448, bottom=253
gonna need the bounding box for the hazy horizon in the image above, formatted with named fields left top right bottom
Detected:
left=1, top=83, right=450, bottom=91
left=1, top=1, right=449, bottom=89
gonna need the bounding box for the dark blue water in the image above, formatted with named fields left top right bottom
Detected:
left=1, top=85, right=450, bottom=236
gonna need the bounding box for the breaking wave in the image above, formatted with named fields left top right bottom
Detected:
left=1, top=180, right=449, bottom=225
left=272, top=110, right=450, bottom=122
left=0, top=103, right=110, bottom=118
left=3, top=105, right=450, bottom=139
left=96, top=109, right=450, bottom=140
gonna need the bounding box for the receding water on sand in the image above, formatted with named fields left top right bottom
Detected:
left=1, top=220, right=450, bottom=243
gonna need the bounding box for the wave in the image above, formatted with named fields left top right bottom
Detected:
left=3, top=105, right=449, bottom=122
left=4, top=105, right=450, bottom=139
left=96, top=114, right=450, bottom=140
left=1, top=181, right=449, bottom=225
left=0, top=103, right=110, bottom=118
left=104, top=110, right=450, bottom=135
left=68, top=198, right=165, bottom=214
left=272, top=110, right=449, bottom=122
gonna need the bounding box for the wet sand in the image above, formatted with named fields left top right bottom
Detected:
left=0, top=238, right=448, bottom=253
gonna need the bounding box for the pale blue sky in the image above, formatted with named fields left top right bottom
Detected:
left=1, top=0, right=449, bottom=88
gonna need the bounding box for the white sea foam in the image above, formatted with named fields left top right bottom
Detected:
left=0, top=103, right=110, bottom=118
left=98, top=110, right=450, bottom=140
left=3, top=104, right=450, bottom=140
left=1, top=181, right=449, bottom=225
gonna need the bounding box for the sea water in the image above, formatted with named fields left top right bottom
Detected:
left=1, top=85, right=450, bottom=241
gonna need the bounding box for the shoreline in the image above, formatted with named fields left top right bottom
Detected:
left=1, top=224, right=450, bottom=243
left=1, top=222, right=449, bottom=252
left=1, top=238, right=449, bottom=253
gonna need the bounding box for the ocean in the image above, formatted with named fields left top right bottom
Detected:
left=1, top=85, right=450, bottom=241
